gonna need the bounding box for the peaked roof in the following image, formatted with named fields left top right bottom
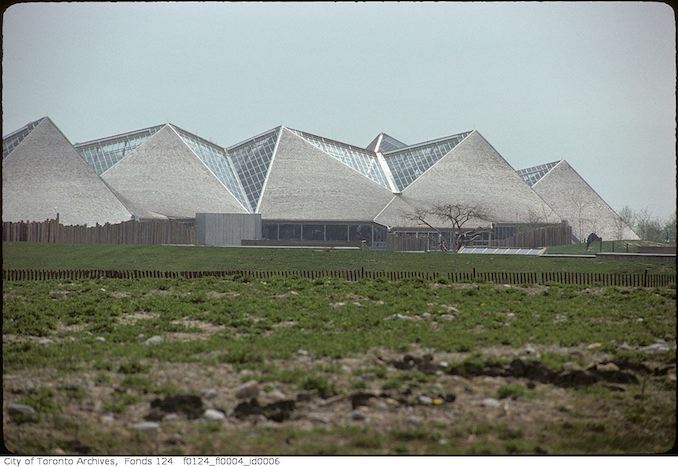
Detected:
left=366, top=132, right=408, bottom=153
left=227, top=127, right=281, bottom=212
left=383, top=131, right=472, bottom=191
left=517, top=160, right=560, bottom=186
left=74, top=124, right=164, bottom=175
left=530, top=160, right=639, bottom=241
left=288, top=128, right=391, bottom=190
left=2, top=117, right=133, bottom=225
left=258, top=128, right=395, bottom=221
left=375, top=131, right=561, bottom=227
left=101, top=125, right=249, bottom=218
left=170, top=124, right=252, bottom=211
left=2, top=117, right=46, bottom=159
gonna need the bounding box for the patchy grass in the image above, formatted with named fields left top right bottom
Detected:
left=3, top=241, right=675, bottom=274
left=3, top=276, right=675, bottom=454
left=497, top=383, right=531, bottom=400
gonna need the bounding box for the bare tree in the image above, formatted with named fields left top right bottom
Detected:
left=403, top=208, right=449, bottom=251
left=612, top=214, right=626, bottom=241
left=429, top=203, right=491, bottom=252
left=618, top=206, right=636, bottom=229
left=569, top=192, right=591, bottom=242
left=526, top=205, right=553, bottom=226
left=663, top=211, right=676, bottom=243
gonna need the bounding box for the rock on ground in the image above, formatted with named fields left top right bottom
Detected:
left=235, top=381, right=260, bottom=400
left=131, top=421, right=160, bottom=432
left=203, top=409, right=226, bottom=421
left=8, top=403, right=36, bottom=417
left=144, top=336, right=164, bottom=346
left=481, top=398, right=501, bottom=408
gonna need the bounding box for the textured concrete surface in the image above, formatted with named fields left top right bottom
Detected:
left=532, top=160, right=639, bottom=241
left=258, top=128, right=395, bottom=222
left=376, top=131, right=561, bottom=229
left=195, top=213, right=261, bottom=246
left=102, top=126, right=248, bottom=218
left=2, top=118, right=132, bottom=226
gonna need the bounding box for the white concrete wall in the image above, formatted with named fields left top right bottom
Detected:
left=195, top=213, right=262, bottom=246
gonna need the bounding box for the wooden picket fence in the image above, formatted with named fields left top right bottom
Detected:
left=495, top=222, right=573, bottom=248
left=2, top=268, right=675, bottom=287
left=2, top=218, right=195, bottom=245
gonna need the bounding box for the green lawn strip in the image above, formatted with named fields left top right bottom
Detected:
left=3, top=278, right=675, bottom=373
left=3, top=242, right=675, bottom=274
left=546, top=240, right=673, bottom=255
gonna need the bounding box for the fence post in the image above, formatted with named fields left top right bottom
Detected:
left=643, top=269, right=648, bottom=287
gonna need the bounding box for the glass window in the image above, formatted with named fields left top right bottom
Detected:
left=516, top=161, right=560, bottom=186
left=288, top=129, right=390, bottom=189
left=302, top=224, right=324, bottom=241
left=373, top=224, right=387, bottom=243
left=377, top=134, right=407, bottom=152
left=262, top=223, right=278, bottom=240
left=174, top=126, right=251, bottom=211
left=279, top=224, right=301, bottom=240
left=326, top=224, right=348, bottom=241
left=74, top=125, right=164, bottom=174
left=349, top=224, right=372, bottom=246
left=3, top=119, right=43, bottom=159
left=228, top=129, right=279, bottom=211
left=384, top=132, right=471, bottom=191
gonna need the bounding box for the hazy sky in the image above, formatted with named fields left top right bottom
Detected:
left=3, top=2, right=675, bottom=219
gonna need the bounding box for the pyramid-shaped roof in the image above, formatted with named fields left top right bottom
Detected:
left=170, top=124, right=252, bottom=211
left=258, top=128, right=395, bottom=221
left=289, top=129, right=392, bottom=190
left=2, top=117, right=133, bottom=225
left=516, top=160, right=560, bottom=187
left=101, top=125, right=249, bottom=218
left=2, top=117, right=46, bottom=159
left=530, top=160, right=639, bottom=241
left=375, top=131, right=561, bottom=228
left=366, top=132, right=408, bottom=153
left=74, top=124, right=164, bottom=175
left=383, top=131, right=473, bottom=191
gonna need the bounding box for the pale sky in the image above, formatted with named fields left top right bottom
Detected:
left=3, top=2, right=675, bottom=219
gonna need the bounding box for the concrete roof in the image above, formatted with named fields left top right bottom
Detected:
left=101, top=125, right=249, bottom=218
left=2, top=117, right=133, bottom=225
left=376, top=131, right=561, bottom=228
left=532, top=160, right=639, bottom=241
left=258, top=128, right=395, bottom=222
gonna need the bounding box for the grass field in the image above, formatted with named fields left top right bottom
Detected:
left=3, top=274, right=676, bottom=454
left=2, top=242, right=675, bottom=274
left=547, top=240, right=673, bottom=255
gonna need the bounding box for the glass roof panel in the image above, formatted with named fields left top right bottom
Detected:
left=378, top=134, right=407, bottom=152
left=516, top=161, right=560, bottom=186
left=2, top=118, right=44, bottom=159
left=173, top=126, right=251, bottom=211
left=228, top=128, right=280, bottom=211
left=289, top=129, right=390, bottom=189
left=75, top=125, right=164, bottom=175
left=384, top=131, right=471, bottom=191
